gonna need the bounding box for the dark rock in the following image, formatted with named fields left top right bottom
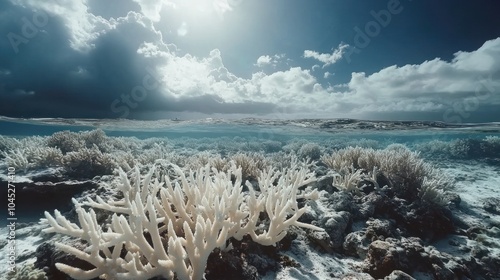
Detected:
left=477, top=254, right=500, bottom=279
left=358, top=179, right=376, bottom=195
left=207, top=237, right=282, bottom=280
left=327, top=191, right=357, bottom=213
left=363, top=237, right=428, bottom=279
left=206, top=249, right=260, bottom=280
left=278, top=228, right=299, bottom=250
left=319, top=211, right=352, bottom=250
left=343, top=219, right=399, bottom=259
left=358, top=193, right=385, bottom=220
left=297, top=206, right=318, bottom=224
left=445, top=260, right=471, bottom=279
left=466, top=226, right=486, bottom=239
left=375, top=171, right=392, bottom=189
left=366, top=219, right=398, bottom=240
left=308, top=230, right=333, bottom=253
left=364, top=240, right=410, bottom=278
left=471, top=245, right=490, bottom=259
left=483, top=197, right=500, bottom=214
left=444, top=193, right=461, bottom=208
left=316, top=174, right=337, bottom=193
left=383, top=270, right=415, bottom=280
left=314, top=166, right=329, bottom=177
left=404, top=203, right=455, bottom=241
left=343, top=231, right=370, bottom=258
left=431, top=263, right=455, bottom=280
left=341, top=272, right=375, bottom=279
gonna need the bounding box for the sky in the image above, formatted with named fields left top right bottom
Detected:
left=0, top=0, right=500, bottom=123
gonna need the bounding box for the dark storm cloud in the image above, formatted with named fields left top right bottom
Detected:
left=0, top=1, right=276, bottom=119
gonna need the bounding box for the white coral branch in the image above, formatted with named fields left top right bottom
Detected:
left=42, top=162, right=323, bottom=280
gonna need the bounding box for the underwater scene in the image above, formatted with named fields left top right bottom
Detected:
left=1, top=117, right=500, bottom=280
left=2, top=0, right=500, bottom=278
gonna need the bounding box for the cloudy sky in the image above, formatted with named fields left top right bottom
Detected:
left=1, top=0, right=500, bottom=122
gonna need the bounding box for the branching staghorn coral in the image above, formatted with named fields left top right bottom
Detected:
left=321, top=146, right=367, bottom=171
left=3, top=148, right=30, bottom=171
left=47, top=131, right=85, bottom=154
left=0, top=135, right=21, bottom=158
left=63, top=145, right=115, bottom=177
left=331, top=166, right=381, bottom=196
left=418, top=176, right=452, bottom=206
left=3, top=146, right=63, bottom=172
left=332, top=168, right=365, bottom=193
left=41, top=162, right=323, bottom=280
left=229, top=152, right=270, bottom=180
left=322, top=145, right=452, bottom=202
left=322, top=146, right=429, bottom=189
left=298, top=143, right=322, bottom=161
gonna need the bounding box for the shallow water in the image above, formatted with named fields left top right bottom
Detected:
left=1, top=118, right=500, bottom=279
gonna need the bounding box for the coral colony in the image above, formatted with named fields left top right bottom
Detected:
left=42, top=163, right=322, bottom=279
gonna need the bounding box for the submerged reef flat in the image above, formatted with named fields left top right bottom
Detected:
left=1, top=129, right=500, bottom=280
left=2, top=116, right=500, bottom=133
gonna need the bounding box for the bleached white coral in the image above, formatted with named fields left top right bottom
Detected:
left=63, top=145, right=114, bottom=177
left=2, top=146, right=63, bottom=171
left=332, top=168, right=364, bottom=193
left=41, top=162, right=323, bottom=280
left=418, top=176, right=452, bottom=206
left=322, top=146, right=430, bottom=191
left=298, top=143, right=322, bottom=160
left=229, top=152, right=270, bottom=180
left=6, top=262, right=47, bottom=280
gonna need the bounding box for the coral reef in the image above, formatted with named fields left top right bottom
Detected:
left=40, top=163, right=322, bottom=280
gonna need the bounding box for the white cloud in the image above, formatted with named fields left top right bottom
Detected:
left=338, top=37, right=500, bottom=121
left=132, top=0, right=176, bottom=22
left=137, top=42, right=169, bottom=58
left=255, top=54, right=285, bottom=68
left=141, top=37, right=500, bottom=119
left=256, top=55, right=272, bottom=67
left=346, top=38, right=500, bottom=102
left=324, top=72, right=333, bottom=79
left=304, top=43, right=349, bottom=68
left=15, top=0, right=113, bottom=51
left=452, top=38, right=500, bottom=72
left=131, top=0, right=236, bottom=22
